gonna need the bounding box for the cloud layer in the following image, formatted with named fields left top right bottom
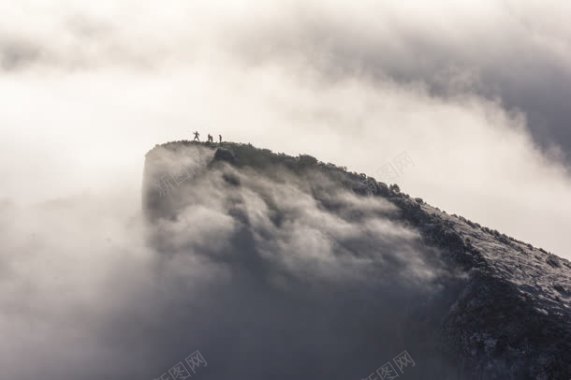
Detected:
left=1, top=0, right=570, bottom=255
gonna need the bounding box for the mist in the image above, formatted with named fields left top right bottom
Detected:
left=0, top=143, right=469, bottom=379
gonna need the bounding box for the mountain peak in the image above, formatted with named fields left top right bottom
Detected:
left=143, top=140, right=571, bottom=379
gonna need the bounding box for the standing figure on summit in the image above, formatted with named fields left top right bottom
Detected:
left=219, top=134, right=222, bottom=144
left=207, top=134, right=214, bottom=143
left=193, top=131, right=200, bottom=141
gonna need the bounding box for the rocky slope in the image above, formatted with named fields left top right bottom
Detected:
left=143, top=141, right=571, bottom=380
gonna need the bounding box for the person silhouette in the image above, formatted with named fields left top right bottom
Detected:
left=207, top=134, right=214, bottom=143
left=193, top=131, right=200, bottom=141
left=219, top=134, right=222, bottom=144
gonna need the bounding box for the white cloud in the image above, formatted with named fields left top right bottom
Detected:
left=0, top=3, right=569, bottom=251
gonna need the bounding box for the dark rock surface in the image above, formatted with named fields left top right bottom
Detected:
left=213, top=147, right=236, bottom=164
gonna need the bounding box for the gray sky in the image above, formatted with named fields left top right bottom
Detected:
left=1, top=0, right=570, bottom=256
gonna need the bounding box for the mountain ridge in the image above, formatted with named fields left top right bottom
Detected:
left=142, top=140, right=571, bottom=379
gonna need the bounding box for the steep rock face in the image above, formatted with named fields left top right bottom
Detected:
left=143, top=141, right=571, bottom=380
left=393, top=196, right=571, bottom=379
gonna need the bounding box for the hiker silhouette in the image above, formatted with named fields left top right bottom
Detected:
left=219, top=134, right=222, bottom=144
left=207, top=134, right=214, bottom=143
left=193, top=131, right=200, bottom=141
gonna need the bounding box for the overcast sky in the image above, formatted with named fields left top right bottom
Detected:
left=1, top=0, right=570, bottom=256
